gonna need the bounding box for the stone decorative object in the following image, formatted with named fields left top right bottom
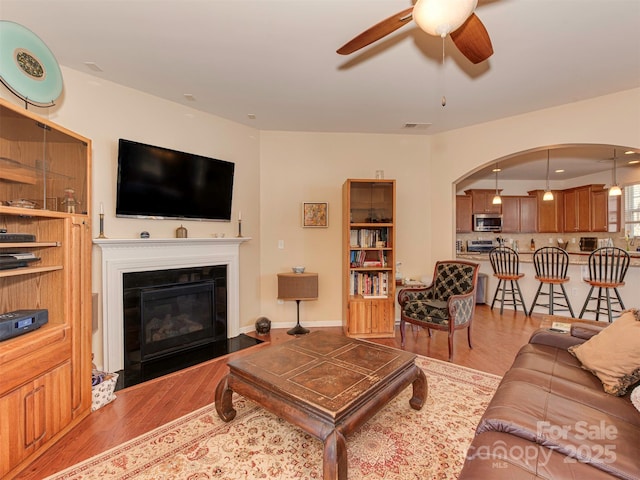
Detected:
left=255, top=316, right=271, bottom=335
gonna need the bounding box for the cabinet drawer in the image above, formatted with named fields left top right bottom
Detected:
left=0, top=328, right=71, bottom=396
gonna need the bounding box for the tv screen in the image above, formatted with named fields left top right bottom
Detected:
left=116, top=139, right=235, bottom=221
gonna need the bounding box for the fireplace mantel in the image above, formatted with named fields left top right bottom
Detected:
left=94, top=237, right=250, bottom=372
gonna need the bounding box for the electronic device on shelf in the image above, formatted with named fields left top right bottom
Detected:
left=0, top=309, right=48, bottom=342
left=0, top=253, right=40, bottom=270
left=0, top=232, right=36, bottom=243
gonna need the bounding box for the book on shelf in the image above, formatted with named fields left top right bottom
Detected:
left=349, top=228, right=389, bottom=248
left=349, top=271, right=389, bottom=296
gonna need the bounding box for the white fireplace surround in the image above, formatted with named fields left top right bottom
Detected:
left=94, top=237, right=249, bottom=372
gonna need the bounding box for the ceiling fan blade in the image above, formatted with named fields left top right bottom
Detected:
left=450, top=13, right=493, bottom=64
left=337, top=7, right=414, bottom=55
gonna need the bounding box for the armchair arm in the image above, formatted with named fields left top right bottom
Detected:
left=398, top=286, right=434, bottom=307
left=448, top=291, right=476, bottom=326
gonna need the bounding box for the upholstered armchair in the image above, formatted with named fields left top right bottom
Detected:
left=398, top=260, right=479, bottom=362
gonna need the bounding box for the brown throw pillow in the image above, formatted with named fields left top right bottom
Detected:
left=568, top=309, right=640, bottom=396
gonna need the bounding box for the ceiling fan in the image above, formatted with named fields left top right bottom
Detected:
left=337, top=0, right=493, bottom=64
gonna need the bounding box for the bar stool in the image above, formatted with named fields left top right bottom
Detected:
left=579, top=247, right=630, bottom=322
left=529, top=246, right=575, bottom=317
left=489, top=246, right=528, bottom=315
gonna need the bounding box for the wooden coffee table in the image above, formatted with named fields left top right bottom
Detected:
left=214, top=331, right=427, bottom=480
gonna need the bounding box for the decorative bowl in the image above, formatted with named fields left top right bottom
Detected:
left=292, top=266, right=305, bottom=274
left=557, top=241, right=569, bottom=250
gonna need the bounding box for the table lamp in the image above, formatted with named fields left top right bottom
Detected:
left=277, top=272, right=318, bottom=335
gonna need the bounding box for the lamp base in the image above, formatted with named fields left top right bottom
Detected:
left=287, top=323, right=310, bottom=336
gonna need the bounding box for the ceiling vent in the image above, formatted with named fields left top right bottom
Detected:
left=402, top=123, right=432, bottom=130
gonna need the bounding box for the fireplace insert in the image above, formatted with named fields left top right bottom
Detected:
left=122, top=265, right=228, bottom=386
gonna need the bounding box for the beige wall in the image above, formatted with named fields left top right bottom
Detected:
left=1, top=67, right=262, bottom=365
left=259, top=132, right=430, bottom=327
left=428, top=88, right=640, bottom=263
left=2, top=65, right=638, bottom=354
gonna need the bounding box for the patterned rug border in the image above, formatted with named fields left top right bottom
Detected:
left=44, top=356, right=501, bottom=480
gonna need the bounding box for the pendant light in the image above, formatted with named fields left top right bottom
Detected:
left=543, top=150, right=554, bottom=201
left=492, top=164, right=502, bottom=205
left=609, top=148, right=622, bottom=196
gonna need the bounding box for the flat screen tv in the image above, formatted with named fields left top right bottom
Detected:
left=116, top=139, right=235, bottom=221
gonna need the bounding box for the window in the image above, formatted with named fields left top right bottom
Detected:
left=623, top=183, right=640, bottom=237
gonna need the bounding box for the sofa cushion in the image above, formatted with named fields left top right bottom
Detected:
left=476, top=379, right=640, bottom=479
left=461, top=431, right=620, bottom=480
left=568, top=310, right=640, bottom=396
left=632, top=386, right=640, bottom=414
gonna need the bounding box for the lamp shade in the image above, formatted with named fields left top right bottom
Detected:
left=277, top=272, right=318, bottom=300
left=609, top=185, right=622, bottom=196
left=412, top=0, right=477, bottom=37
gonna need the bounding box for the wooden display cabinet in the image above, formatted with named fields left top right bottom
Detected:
left=342, top=179, right=395, bottom=338
left=0, top=98, right=92, bottom=479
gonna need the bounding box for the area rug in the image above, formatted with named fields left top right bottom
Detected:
left=45, top=357, right=500, bottom=479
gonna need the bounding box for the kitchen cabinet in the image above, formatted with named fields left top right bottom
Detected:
left=501, top=196, right=537, bottom=233
left=528, top=190, right=564, bottom=233
left=563, top=184, right=607, bottom=233
left=456, top=195, right=473, bottom=233
left=590, top=189, right=609, bottom=232
left=465, top=189, right=502, bottom=214
left=591, top=188, right=620, bottom=232
left=564, top=186, right=592, bottom=232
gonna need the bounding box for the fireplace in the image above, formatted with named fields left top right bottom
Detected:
left=124, top=266, right=227, bottom=364
left=94, top=237, right=250, bottom=374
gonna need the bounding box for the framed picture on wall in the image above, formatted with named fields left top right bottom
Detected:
left=302, top=202, right=329, bottom=228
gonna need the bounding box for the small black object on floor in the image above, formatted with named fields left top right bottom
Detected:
left=114, top=334, right=263, bottom=391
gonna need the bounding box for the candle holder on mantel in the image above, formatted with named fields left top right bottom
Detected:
left=236, top=219, right=243, bottom=238
left=96, top=213, right=107, bottom=239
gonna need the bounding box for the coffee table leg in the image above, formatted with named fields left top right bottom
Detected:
left=323, top=429, right=347, bottom=480
left=409, top=367, right=428, bottom=410
left=214, top=374, right=236, bottom=422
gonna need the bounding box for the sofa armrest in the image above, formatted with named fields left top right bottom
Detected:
left=528, top=328, right=592, bottom=349
left=570, top=323, right=605, bottom=340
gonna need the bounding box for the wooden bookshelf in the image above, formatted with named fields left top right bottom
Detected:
left=342, top=179, right=396, bottom=338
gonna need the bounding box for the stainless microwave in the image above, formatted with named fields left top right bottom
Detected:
left=473, top=213, right=503, bottom=232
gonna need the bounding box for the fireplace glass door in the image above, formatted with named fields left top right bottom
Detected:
left=140, top=281, right=215, bottom=361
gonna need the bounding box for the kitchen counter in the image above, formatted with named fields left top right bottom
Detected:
left=458, top=250, right=640, bottom=267
left=457, top=250, right=640, bottom=320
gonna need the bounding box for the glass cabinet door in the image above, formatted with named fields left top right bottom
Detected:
left=0, top=102, right=88, bottom=213
left=349, top=181, right=394, bottom=224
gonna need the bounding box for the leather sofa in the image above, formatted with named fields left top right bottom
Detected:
left=458, top=320, right=640, bottom=479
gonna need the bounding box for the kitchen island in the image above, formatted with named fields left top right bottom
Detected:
left=457, top=250, right=640, bottom=319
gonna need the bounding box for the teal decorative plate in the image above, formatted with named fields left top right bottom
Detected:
left=0, top=21, right=63, bottom=106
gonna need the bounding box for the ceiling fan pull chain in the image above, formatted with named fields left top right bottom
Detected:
left=441, top=36, right=447, bottom=107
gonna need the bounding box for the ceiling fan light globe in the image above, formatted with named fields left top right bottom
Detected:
left=413, top=0, right=477, bottom=37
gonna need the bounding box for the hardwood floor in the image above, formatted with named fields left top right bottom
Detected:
left=15, top=305, right=545, bottom=479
